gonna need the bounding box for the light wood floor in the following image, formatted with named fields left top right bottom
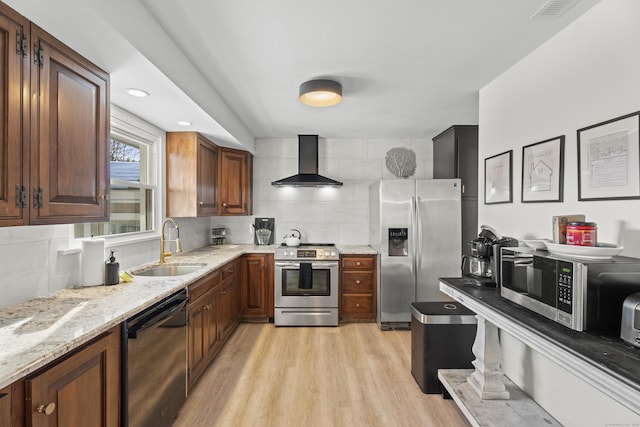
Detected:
left=174, top=323, right=468, bottom=427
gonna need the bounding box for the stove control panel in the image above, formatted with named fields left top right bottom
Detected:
left=275, top=246, right=339, bottom=261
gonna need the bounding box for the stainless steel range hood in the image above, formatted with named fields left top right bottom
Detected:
left=271, top=135, right=343, bottom=187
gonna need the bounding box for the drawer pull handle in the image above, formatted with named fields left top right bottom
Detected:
left=221, top=290, right=228, bottom=295
left=37, top=403, right=56, bottom=416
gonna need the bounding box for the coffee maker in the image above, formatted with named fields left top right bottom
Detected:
left=463, top=225, right=518, bottom=285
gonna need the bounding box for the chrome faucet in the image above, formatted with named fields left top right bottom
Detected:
left=160, top=217, right=182, bottom=263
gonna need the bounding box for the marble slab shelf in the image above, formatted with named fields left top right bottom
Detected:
left=438, top=369, right=561, bottom=427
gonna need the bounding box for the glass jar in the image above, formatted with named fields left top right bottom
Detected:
left=565, top=222, right=597, bottom=246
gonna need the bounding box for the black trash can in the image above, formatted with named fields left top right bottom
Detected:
left=410, top=301, right=477, bottom=394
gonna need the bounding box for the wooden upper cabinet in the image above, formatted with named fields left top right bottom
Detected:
left=0, top=5, right=29, bottom=226
left=29, top=24, right=110, bottom=225
left=166, top=132, right=219, bottom=217
left=167, top=132, right=253, bottom=217
left=219, top=148, right=252, bottom=215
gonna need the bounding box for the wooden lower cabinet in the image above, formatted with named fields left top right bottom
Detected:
left=340, top=254, right=377, bottom=322
left=187, top=271, right=221, bottom=390
left=0, top=380, right=25, bottom=427
left=240, top=253, right=274, bottom=322
left=187, top=261, right=241, bottom=390
left=25, top=326, right=120, bottom=427
left=218, top=260, right=239, bottom=343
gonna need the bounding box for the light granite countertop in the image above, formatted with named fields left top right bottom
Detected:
left=0, top=243, right=376, bottom=388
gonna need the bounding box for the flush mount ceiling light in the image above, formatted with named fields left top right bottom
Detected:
left=299, top=79, right=342, bottom=107
left=126, top=88, right=150, bottom=98
left=177, top=120, right=192, bottom=126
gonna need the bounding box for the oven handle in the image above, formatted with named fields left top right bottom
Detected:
left=275, top=261, right=338, bottom=269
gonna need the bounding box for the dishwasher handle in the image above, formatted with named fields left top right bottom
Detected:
left=127, top=297, right=187, bottom=339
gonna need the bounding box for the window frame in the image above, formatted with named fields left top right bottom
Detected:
left=71, top=105, right=164, bottom=245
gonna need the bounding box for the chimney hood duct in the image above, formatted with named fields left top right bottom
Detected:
left=271, top=135, right=343, bottom=187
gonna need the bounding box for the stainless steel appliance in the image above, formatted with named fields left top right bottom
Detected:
left=274, top=244, right=339, bottom=326
left=369, top=179, right=462, bottom=329
left=122, top=289, right=188, bottom=427
left=211, top=227, right=226, bottom=245
left=253, top=217, right=275, bottom=245
left=501, top=248, right=640, bottom=334
left=621, top=292, right=640, bottom=347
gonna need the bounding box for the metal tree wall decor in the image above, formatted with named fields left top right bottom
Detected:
left=385, top=147, right=417, bottom=178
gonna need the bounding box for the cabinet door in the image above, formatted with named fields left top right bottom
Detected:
left=26, top=327, right=119, bottom=427
left=432, top=128, right=456, bottom=179
left=0, top=6, right=29, bottom=226
left=30, top=24, right=109, bottom=224
left=219, top=149, right=251, bottom=215
left=218, top=277, right=234, bottom=342
left=241, top=254, right=273, bottom=321
left=187, top=294, right=206, bottom=389
left=197, top=135, right=218, bottom=216
left=203, top=289, right=220, bottom=358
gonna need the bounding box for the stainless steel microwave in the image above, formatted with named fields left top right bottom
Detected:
left=500, top=247, right=640, bottom=335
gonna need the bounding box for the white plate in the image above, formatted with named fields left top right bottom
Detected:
left=522, top=239, right=552, bottom=250
left=542, top=242, right=624, bottom=259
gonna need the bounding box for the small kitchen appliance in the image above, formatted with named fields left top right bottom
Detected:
left=211, top=227, right=227, bottom=245
left=621, top=292, right=640, bottom=348
left=283, top=229, right=301, bottom=247
left=463, top=226, right=518, bottom=285
left=253, top=217, right=275, bottom=245
left=274, top=243, right=339, bottom=326
left=501, top=247, right=640, bottom=335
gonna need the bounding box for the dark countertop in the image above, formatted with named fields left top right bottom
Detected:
left=439, top=277, right=640, bottom=394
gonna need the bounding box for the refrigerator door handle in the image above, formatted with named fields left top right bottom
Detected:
left=411, top=196, right=417, bottom=277
left=416, top=196, right=423, bottom=274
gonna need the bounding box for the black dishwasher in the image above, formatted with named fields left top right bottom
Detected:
left=122, top=289, right=188, bottom=427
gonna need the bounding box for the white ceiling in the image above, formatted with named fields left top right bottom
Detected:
left=6, top=0, right=600, bottom=152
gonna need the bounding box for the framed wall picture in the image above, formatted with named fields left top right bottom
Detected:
left=521, top=136, right=565, bottom=203
left=484, top=150, right=513, bottom=204
left=577, top=111, right=640, bottom=201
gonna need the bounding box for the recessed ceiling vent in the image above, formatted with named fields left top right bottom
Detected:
left=530, top=0, right=579, bottom=19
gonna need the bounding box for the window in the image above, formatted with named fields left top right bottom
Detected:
left=74, top=106, right=161, bottom=239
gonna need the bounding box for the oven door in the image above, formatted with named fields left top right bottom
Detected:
left=274, top=261, right=338, bottom=308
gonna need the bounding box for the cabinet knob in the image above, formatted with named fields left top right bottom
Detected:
left=356, top=262, right=361, bottom=266
left=221, top=290, right=228, bottom=295
left=356, top=303, right=360, bottom=308
left=222, top=202, right=227, bottom=207
left=356, top=280, right=361, bottom=284
left=199, top=201, right=204, bottom=206
left=37, top=403, right=56, bottom=416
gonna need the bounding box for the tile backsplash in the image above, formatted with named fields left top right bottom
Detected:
left=219, top=137, right=433, bottom=246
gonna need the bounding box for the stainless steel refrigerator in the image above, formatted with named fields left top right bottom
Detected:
left=369, top=179, right=462, bottom=329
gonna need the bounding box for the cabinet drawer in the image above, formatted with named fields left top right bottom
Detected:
left=221, top=262, right=236, bottom=280
left=189, top=270, right=220, bottom=301
left=341, top=295, right=374, bottom=315
left=341, top=256, right=375, bottom=270
left=342, top=272, right=373, bottom=292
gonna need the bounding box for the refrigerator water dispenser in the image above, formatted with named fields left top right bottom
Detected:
left=389, top=228, right=408, bottom=256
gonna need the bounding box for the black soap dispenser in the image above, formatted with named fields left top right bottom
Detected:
left=105, top=250, right=120, bottom=285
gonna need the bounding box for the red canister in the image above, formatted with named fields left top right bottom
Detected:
left=565, top=222, right=597, bottom=246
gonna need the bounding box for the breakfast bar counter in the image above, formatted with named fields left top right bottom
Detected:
left=439, top=277, right=640, bottom=417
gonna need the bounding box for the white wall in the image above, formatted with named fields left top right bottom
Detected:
left=215, top=137, right=433, bottom=245
left=0, top=218, right=212, bottom=308
left=479, top=0, right=640, bottom=424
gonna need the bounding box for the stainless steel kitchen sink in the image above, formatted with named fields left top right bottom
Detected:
left=132, top=263, right=206, bottom=277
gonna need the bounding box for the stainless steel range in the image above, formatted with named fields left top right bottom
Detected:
left=274, top=244, right=339, bottom=326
